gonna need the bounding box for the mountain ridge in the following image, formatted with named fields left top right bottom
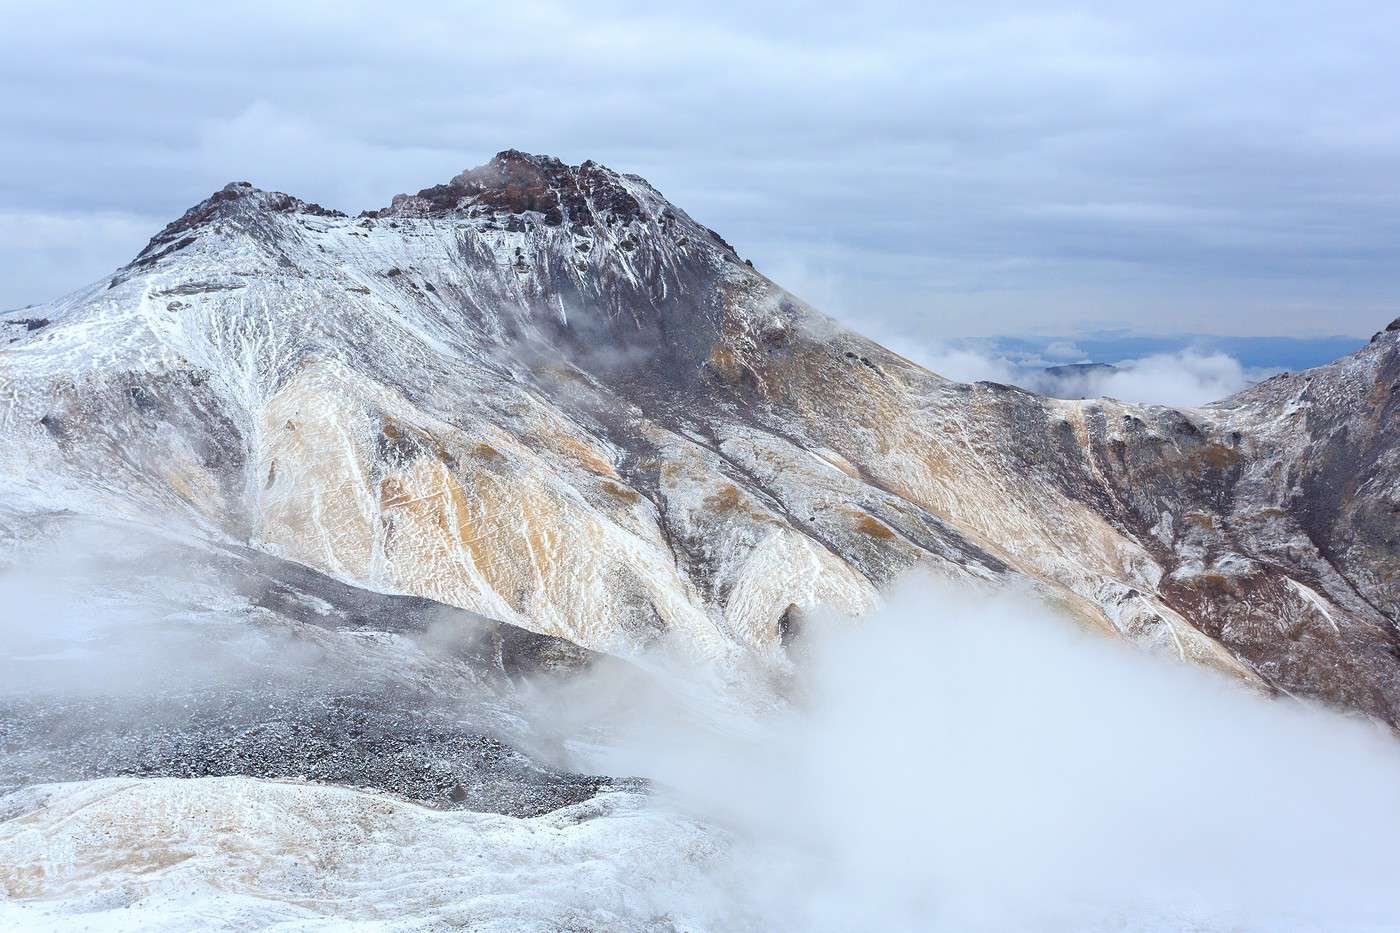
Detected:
left=3, top=150, right=1398, bottom=721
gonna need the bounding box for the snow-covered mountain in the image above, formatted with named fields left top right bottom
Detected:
left=3, top=150, right=1400, bottom=928
left=5, top=149, right=1397, bottom=714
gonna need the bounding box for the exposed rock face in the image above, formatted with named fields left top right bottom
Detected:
left=2, top=150, right=1398, bottom=720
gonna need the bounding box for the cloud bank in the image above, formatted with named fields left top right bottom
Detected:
left=850, top=320, right=1267, bottom=405
left=6, top=518, right=1400, bottom=929
left=564, top=578, right=1400, bottom=931
left=1, top=0, right=1397, bottom=337
left=1027, top=350, right=1255, bottom=406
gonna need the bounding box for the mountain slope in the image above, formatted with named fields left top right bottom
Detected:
left=3, top=150, right=1398, bottom=719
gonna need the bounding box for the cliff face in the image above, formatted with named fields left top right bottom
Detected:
left=3, top=150, right=1398, bottom=718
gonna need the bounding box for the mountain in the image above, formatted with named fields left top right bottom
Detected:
left=6, top=149, right=1400, bottom=930
left=3, top=149, right=1398, bottom=725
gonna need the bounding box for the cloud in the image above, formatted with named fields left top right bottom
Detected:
left=1027, top=350, right=1261, bottom=406
left=1042, top=339, right=1085, bottom=360
left=0, top=209, right=159, bottom=305
left=8, top=502, right=1400, bottom=929
left=0, top=1, right=1397, bottom=332
left=551, top=576, right=1400, bottom=930
left=0, top=520, right=333, bottom=697
left=846, top=318, right=1264, bottom=405
left=916, top=345, right=1025, bottom=385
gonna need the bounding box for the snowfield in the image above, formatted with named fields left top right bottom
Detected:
left=0, top=778, right=719, bottom=932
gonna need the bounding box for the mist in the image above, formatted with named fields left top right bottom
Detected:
left=0, top=519, right=338, bottom=699
left=907, top=339, right=1260, bottom=405
left=1024, top=350, right=1258, bottom=406
left=541, top=577, right=1400, bottom=931
left=8, top=517, right=1400, bottom=930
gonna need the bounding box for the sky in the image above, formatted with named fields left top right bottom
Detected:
left=3, top=0, right=1397, bottom=353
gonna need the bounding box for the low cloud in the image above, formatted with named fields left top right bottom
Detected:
left=8, top=515, right=1400, bottom=929
left=865, top=325, right=1264, bottom=405
left=551, top=577, right=1400, bottom=930
left=0, top=520, right=332, bottom=698
left=916, top=345, right=1025, bottom=385
left=1025, top=349, right=1259, bottom=406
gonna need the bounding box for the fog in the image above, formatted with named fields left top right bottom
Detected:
left=7, top=520, right=1400, bottom=930
left=543, top=577, right=1400, bottom=931
left=804, top=297, right=1269, bottom=405
left=0, top=520, right=334, bottom=698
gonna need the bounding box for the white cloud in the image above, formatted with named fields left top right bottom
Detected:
left=859, top=325, right=1264, bottom=405
left=1042, top=339, right=1086, bottom=360
left=1028, top=350, right=1262, bottom=406
left=551, top=576, right=1400, bottom=930
left=0, top=1, right=1397, bottom=330
left=7, top=508, right=1400, bottom=929
left=918, top=345, right=1025, bottom=384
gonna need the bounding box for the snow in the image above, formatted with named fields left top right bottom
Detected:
left=0, top=777, right=720, bottom=932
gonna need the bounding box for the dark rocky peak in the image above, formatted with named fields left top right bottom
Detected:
left=449, top=149, right=572, bottom=192
left=129, top=181, right=343, bottom=269
left=121, top=151, right=744, bottom=283
left=1372, top=316, right=1400, bottom=343
left=375, top=150, right=650, bottom=232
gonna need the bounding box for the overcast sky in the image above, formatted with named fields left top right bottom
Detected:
left=3, top=0, right=1397, bottom=339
